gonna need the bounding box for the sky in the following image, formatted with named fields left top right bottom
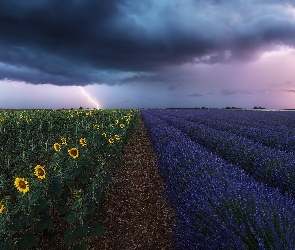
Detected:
left=0, top=0, right=295, bottom=109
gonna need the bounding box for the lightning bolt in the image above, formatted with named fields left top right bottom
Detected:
left=78, top=86, right=100, bottom=109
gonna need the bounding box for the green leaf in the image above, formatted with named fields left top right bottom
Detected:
left=9, top=219, right=21, bottom=232
left=25, top=213, right=35, bottom=227
left=33, top=197, right=49, bottom=212
left=48, top=177, right=62, bottom=197
left=88, top=221, right=105, bottom=236
left=36, top=216, right=53, bottom=230
left=55, top=199, right=68, bottom=214
left=80, top=173, right=89, bottom=184
left=10, top=213, right=28, bottom=231
left=66, top=211, right=78, bottom=224
left=64, top=228, right=77, bottom=248
left=75, top=223, right=88, bottom=238
left=15, top=231, right=38, bottom=250
left=0, top=237, right=12, bottom=250
left=84, top=200, right=96, bottom=215
left=73, top=242, right=88, bottom=250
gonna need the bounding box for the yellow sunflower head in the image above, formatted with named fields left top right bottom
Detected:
left=114, top=119, right=118, bottom=124
left=102, top=132, right=107, bottom=137
left=54, top=143, right=61, bottom=152
left=115, top=135, right=120, bottom=140
left=109, top=138, right=114, bottom=144
left=61, top=137, right=67, bottom=145
left=68, top=148, right=79, bottom=159
left=79, top=138, right=86, bottom=146
left=0, top=118, right=4, bottom=122
left=34, top=165, right=46, bottom=179
left=14, top=177, right=29, bottom=194
left=120, top=124, right=124, bottom=129
left=93, top=124, right=100, bottom=130
left=0, top=201, right=4, bottom=213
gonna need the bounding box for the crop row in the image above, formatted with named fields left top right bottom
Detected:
left=148, top=109, right=295, bottom=198
left=186, top=109, right=295, bottom=132
left=152, top=109, right=295, bottom=153
left=141, top=110, right=295, bottom=249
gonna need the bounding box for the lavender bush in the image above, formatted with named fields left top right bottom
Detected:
left=142, top=110, right=295, bottom=249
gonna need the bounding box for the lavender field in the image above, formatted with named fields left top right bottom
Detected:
left=141, top=109, right=295, bottom=250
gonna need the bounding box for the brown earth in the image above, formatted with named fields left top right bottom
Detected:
left=36, top=113, right=176, bottom=249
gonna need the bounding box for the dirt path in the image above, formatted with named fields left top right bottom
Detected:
left=89, top=113, right=176, bottom=249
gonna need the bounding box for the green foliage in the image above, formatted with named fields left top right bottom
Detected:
left=0, top=236, right=13, bottom=249
left=88, top=221, right=105, bottom=236
left=36, top=214, right=53, bottom=230
left=0, top=108, right=138, bottom=248
left=73, top=242, right=88, bottom=250
left=48, top=177, right=63, bottom=197
left=15, top=231, right=38, bottom=250
left=76, top=222, right=88, bottom=238
left=66, top=211, right=80, bottom=225
left=64, top=227, right=78, bottom=248
left=54, top=198, right=68, bottom=214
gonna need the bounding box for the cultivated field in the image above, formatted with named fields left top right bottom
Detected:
left=142, top=109, right=295, bottom=249
left=0, top=109, right=137, bottom=249
left=2, top=108, right=295, bottom=249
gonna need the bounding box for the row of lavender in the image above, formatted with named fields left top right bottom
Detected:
left=158, top=109, right=295, bottom=153
left=149, top=109, right=295, bottom=197
left=141, top=109, right=295, bottom=249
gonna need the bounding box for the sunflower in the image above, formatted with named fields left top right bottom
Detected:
left=54, top=143, right=61, bottom=152
left=34, top=165, right=46, bottom=179
left=120, top=124, right=124, bottom=128
left=79, top=138, right=86, bottom=146
left=14, top=177, right=29, bottom=194
left=114, top=119, right=118, bottom=124
left=102, top=132, right=107, bottom=137
left=109, top=138, right=114, bottom=144
left=0, top=118, right=4, bottom=122
left=68, top=148, right=79, bottom=159
left=93, top=124, right=100, bottom=130
left=115, top=135, right=120, bottom=140
left=0, top=201, right=4, bottom=213
left=61, top=137, right=67, bottom=145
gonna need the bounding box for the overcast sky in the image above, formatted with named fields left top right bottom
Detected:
left=1, top=0, right=295, bottom=109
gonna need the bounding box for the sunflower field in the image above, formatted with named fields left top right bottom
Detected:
left=0, top=108, right=138, bottom=249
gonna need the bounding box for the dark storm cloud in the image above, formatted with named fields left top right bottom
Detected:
left=167, top=84, right=183, bottom=91
left=268, top=80, right=295, bottom=87
left=120, top=99, right=131, bottom=103
left=0, top=0, right=295, bottom=86
left=220, top=89, right=253, bottom=96
left=187, top=93, right=203, bottom=97
left=280, top=89, right=295, bottom=93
